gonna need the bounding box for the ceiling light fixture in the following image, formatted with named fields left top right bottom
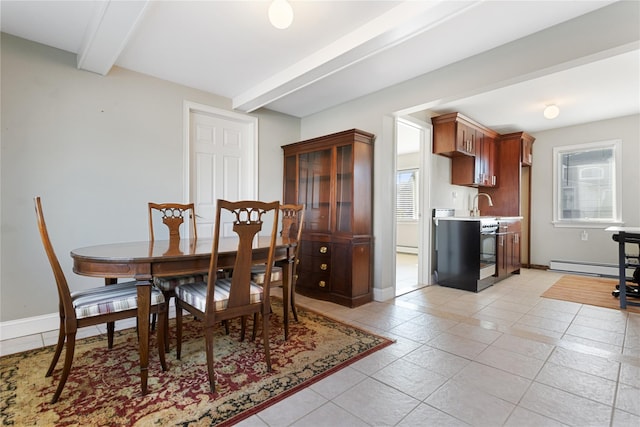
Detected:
left=268, top=0, right=294, bottom=30
left=543, top=104, right=560, bottom=119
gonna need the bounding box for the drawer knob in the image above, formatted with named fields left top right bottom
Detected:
left=320, top=263, right=328, bottom=270
left=319, top=280, right=326, bottom=288
left=319, top=246, right=328, bottom=254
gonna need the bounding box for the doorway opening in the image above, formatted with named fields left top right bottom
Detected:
left=395, top=118, right=431, bottom=296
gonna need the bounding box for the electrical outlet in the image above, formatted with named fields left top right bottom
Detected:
left=581, top=230, right=588, bottom=241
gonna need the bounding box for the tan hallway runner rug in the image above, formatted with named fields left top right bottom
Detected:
left=542, top=274, right=640, bottom=314
left=0, top=300, right=393, bottom=426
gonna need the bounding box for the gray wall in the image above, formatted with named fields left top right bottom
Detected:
left=298, top=2, right=639, bottom=301
left=530, top=115, right=640, bottom=267
left=0, top=34, right=299, bottom=322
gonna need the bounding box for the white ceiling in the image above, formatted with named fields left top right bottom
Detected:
left=1, top=1, right=638, bottom=134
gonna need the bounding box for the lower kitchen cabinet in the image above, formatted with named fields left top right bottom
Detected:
left=497, top=219, right=521, bottom=278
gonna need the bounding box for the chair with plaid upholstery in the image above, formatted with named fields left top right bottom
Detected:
left=250, top=204, right=305, bottom=326
left=34, top=197, right=167, bottom=403
left=174, top=199, right=280, bottom=392
left=148, top=202, right=205, bottom=349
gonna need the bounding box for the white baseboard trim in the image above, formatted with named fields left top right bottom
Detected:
left=1, top=307, right=178, bottom=341
left=549, top=259, right=634, bottom=278
left=373, top=286, right=396, bottom=302
left=0, top=313, right=59, bottom=340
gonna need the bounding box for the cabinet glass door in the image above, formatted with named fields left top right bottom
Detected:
left=299, top=149, right=331, bottom=232
left=283, top=155, right=297, bottom=204
left=336, top=144, right=353, bottom=233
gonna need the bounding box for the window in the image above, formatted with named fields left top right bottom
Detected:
left=396, top=169, right=418, bottom=221
left=552, top=139, right=622, bottom=226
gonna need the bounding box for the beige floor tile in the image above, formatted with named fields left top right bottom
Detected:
left=425, top=380, right=515, bottom=426
left=615, top=383, right=640, bottom=416
left=561, top=334, right=623, bottom=354
left=611, top=408, right=640, bottom=427
left=372, top=358, right=448, bottom=401
left=291, top=402, right=370, bottom=427
left=397, top=402, right=470, bottom=426
left=453, top=361, right=532, bottom=403
left=491, top=333, right=555, bottom=360
left=475, top=346, right=545, bottom=379
left=332, top=377, right=419, bottom=426
left=447, top=322, right=503, bottom=345
left=256, top=388, right=327, bottom=426
left=514, top=314, right=571, bottom=334
left=427, top=332, right=489, bottom=359
left=536, top=362, right=617, bottom=405
left=309, top=366, right=367, bottom=400
left=402, top=345, right=470, bottom=378
left=620, top=362, right=640, bottom=388
left=504, top=407, right=568, bottom=427
left=548, top=346, right=620, bottom=381
left=565, top=323, right=625, bottom=347
left=520, top=382, right=612, bottom=426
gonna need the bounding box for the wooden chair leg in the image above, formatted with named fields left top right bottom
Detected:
left=291, top=286, right=299, bottom=322
left=240, top=316, right=247, bottom=341
left=157, top=305, right=168, bottom=371
left=262, top=312, right=272, bottom=372
left=175, top=302, right=183, bottom=360
left=46, top=317, right=65, bottom=377
left=251, top=313, right=258, bottom=341
left=205, top=326, right=216, bottom=393
left=51, top=333, right=76, bottom=404
left=107, top=321, right=115, bottom=349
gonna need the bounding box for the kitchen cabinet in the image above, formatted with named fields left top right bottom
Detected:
left=497, top=219, right=521, bottom=278
left=282, top=129, right=374, bottom=307
left=435, top=113, right=498, bottom=187
left=522, top=134, right=533, bottom=165
left=433, top=112, right=479, bottom=157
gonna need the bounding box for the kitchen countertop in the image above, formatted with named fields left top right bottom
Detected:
left=437, top=216, right=523, bottom=221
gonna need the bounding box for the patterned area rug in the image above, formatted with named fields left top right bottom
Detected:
left=0, top=300, right=393, bottom=426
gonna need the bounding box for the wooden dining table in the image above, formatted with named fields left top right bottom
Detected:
left=70, top=236, right=297, bottom=395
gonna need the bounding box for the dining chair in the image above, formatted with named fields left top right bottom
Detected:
left=34, top=196, right=168, bottom=403
left=174, top=199, right=280, bottom=392
left=251, top=204, right=305, bottom=323
left=148, top=202, right=205, bottom=349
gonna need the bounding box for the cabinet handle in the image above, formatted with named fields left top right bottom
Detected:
left=492, top=176, right=496, bottom=186
left=296, top=259, right=300, bottom=265
left=320, top=263, right=328, bottom=270
left=319, top=280, right=326, bottom=288
left=319, top=246, right=328, bottom=254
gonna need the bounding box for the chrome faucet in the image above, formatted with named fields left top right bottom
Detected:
left=471, top=192, right=494, bottom=217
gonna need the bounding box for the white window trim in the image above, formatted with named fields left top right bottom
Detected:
left=552, top=139, right=623, bottom=228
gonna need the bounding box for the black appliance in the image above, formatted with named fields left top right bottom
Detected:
left=436, top=217, right=499, bottom=292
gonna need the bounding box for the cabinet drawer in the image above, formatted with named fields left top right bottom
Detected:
left=298, top=255, right=331, bottom=274
left=301, top=241, right=331, bottom=256
left=297, top=270, right=331, bottom=292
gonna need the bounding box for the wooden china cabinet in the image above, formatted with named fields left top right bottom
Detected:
left=282, top=129, right=374, bottom=307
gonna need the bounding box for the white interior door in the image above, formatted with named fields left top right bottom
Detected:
left=184, top=102, right=257, bottom=239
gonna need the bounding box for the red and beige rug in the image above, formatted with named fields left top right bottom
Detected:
left=0, top=301, right=393, bottom=426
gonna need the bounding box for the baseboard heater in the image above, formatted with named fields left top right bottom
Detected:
left=549, top=259, right=634, bottom=278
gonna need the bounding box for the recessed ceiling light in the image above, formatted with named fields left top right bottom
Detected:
left=543, top=104, right=560, bottom=119
left=269, top=0, right=294, bottom=29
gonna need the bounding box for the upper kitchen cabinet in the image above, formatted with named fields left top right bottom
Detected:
left=282, top=129, right=374, bottom=308
left=482, top=131, right=535, bottom=217
left=433, top=112, right=477, bottom=157
left=434, top=112, right=499, bottom=187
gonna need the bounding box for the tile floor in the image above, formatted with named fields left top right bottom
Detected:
left=2, top=269, right=639, bottom=426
